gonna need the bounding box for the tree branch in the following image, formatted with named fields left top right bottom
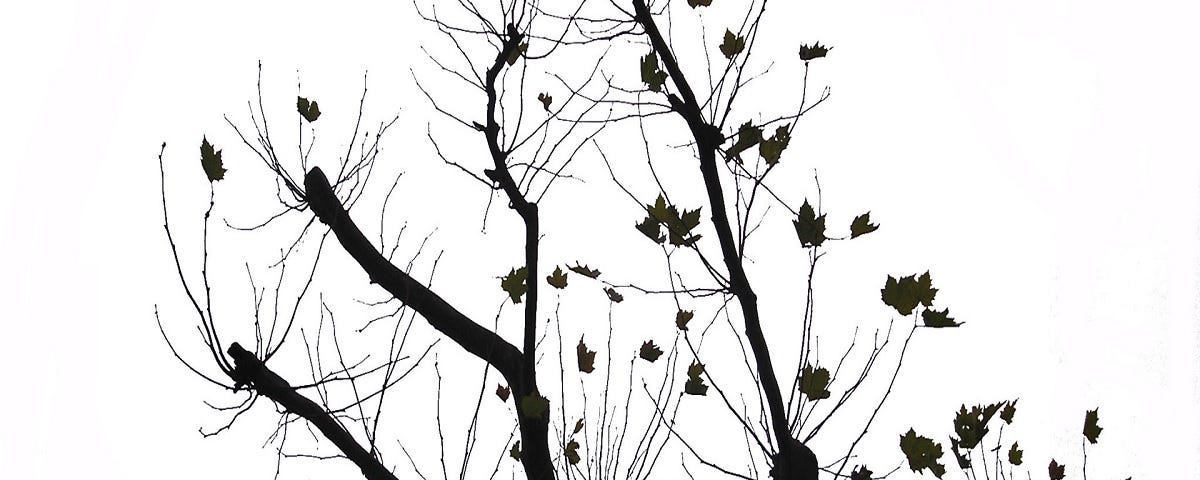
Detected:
left=304, top=167, right=523, bottom=384
left=630, top=1, right=816, bottom=478
left=227, top=342, right=399, bottom=480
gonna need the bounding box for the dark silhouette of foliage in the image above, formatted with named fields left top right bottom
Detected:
left=154, top=1, right=1131, bottom=480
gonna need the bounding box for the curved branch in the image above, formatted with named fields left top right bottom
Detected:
left=304, top=167, right=523, bottom=384
left=227, top=342, right=399, bottom=480
left=631, top=1, right=815, bottom=478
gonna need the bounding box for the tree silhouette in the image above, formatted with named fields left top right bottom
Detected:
left=155, top=1, right=1129, bottom=479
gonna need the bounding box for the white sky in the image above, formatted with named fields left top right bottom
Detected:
left=1, top=0, right=1198, bottom=479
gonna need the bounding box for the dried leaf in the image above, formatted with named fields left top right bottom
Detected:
left=639, top=341, right=663, bottom=362
left=1049, top=459, right=1066, bottom=480
left=605, top=287, right=623, bottom=303
left=798, top=42, right=831, bottom=61
left=568, top=263, right=601, bottom=279
left=564, top=440, right=581, bottom=465
left=577, top=337, right=596, bottom=373
left=676, top=310, right=694, bottom=331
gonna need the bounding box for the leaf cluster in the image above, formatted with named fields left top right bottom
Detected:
left=880, top=271, right=939, bottom=317
left=635, top=194, right=703, bottom=247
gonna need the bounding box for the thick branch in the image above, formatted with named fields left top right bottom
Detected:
left=482, top=23, right=541, bottom=386
left=227, top=342, right=399, bottom=480
left=479, top=24, right=554, bottom=480
left=631, top=1, right=815, bottom=479
left=306, top=166, right=553, bottom=480
left=304, top=167, right=523, bottom=384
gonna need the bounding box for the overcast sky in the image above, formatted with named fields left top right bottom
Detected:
left=1, top=1, right=1198, bottom=479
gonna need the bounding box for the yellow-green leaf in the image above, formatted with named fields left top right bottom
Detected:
left=636, top=216, right=665, bottom=244
left=725, top=122, right=762, bottom=163
left=759, top=126, right=790, bottom=165
left=507, top=42, right=528, bottom=66
left=640, top=52, right=669, bottom=92
left=501, top=267, right=529, bottom=304
left=881, top=272, right=938, bottom=316
left=641, top=194, right=703, bottom=246
left=520, top=392, right=549, bottom=420
left=850, top=212, right=879, bottom=239
left=547, top=266, right=568, bottom=289
left=799, top=364, right=831, bottom=400
left=719, top=29, right=745, bottom=59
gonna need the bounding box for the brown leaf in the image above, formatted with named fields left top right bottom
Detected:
left=676, top=310, right=694, bottom=330
left=639, top=341, right=663, bottom=362
left=577, top=337, right=596, bottom=373
left=605, top=287, right=623, bottom=303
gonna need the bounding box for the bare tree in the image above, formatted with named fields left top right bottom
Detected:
left=155, top=1, right=1129, bottom=480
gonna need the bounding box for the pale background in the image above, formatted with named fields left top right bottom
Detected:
left=1, top=0, right=1198, bottom=479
